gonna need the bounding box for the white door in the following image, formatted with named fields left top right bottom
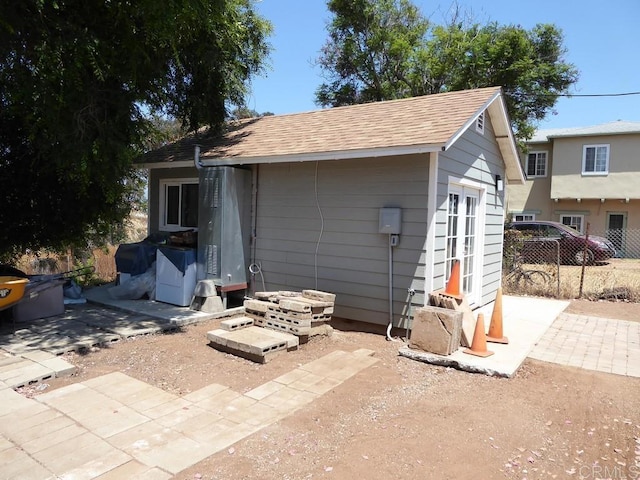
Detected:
left=445, top=185, right=481, bottom=303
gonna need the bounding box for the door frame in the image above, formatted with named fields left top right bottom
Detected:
left=606, top=211, right=627, bottom=257
left=446, top=177, right=487, bottom=306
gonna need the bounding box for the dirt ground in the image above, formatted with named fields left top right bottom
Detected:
left=28, top=300, right=640, bottom=480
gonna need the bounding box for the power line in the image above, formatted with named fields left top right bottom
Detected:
left=557, top=91, right=640, bottom=98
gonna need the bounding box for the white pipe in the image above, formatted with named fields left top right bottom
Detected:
left=194, top=145, right=202, bottom=170
left=386, top=235, right=398, bottom=341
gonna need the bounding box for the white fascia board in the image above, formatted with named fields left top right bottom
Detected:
left=199, top=143, right=444, bottom=167
left=136, top=160, right=194, bottom=170
left=442, top=90, right=503, bottom=151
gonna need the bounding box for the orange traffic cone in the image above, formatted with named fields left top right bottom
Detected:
left=487, top=287, right=508, bottom=344
left=442, top=259, right=463, bottom=299
left=463, top=313, right=494, bottom=357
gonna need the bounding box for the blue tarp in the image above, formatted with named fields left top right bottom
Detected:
left=158, top=246, right=196, bottom=275
left=115, top=243, right=158, bottom=276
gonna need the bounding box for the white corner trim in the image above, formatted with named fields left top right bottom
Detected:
left=425, top=151, right=439, bottom=298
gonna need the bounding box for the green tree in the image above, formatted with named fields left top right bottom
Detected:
left=0, top=0, right=271, bottom=260
left=316, top=0, right=578, bottom=141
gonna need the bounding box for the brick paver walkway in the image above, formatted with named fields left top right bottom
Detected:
left=529, top=312, right=640, bottom=377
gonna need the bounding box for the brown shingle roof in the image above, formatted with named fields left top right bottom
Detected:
left=140, top=86, right=503, bottom=165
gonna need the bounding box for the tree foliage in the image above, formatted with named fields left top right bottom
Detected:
left=0, top=0, right=271, bottom=260
left=316, top=0, right=578, bottom=140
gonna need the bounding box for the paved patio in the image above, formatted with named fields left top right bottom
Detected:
left=0, top=349, right=378, bottom=479
left=1, top=289, right=639, bottom=478
left=529, top=312, right=640, bottom=376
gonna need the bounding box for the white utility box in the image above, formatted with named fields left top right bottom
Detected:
left=155, top=247, right=197, bottom=307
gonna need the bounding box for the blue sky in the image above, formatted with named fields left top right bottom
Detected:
left=248, top=0, right=640, bottom=130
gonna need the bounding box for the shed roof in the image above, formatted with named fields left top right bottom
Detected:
left=139, top=86, right=524, bottom=183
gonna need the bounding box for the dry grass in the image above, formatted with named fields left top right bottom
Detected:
left=10, top=213, right=148, bottom=285
left=503, top=258, right=640, bottom=302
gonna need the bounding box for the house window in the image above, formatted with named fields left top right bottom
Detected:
left=159, top=179, right=199, bottom=231
left=582, top=144, right=609, bottom=175
left=526, top=151, right=547, bottom=178
left=514, top=213, right=536, bottom=222
left=475, top=111, right=485, bottom=135
left=560, top=215, right=584, bottom=233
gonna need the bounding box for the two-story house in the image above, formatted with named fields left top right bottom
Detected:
left=507, top=121, right=640, bottom=257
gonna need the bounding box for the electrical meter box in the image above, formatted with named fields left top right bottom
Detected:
left=378, top=208, right=402, bottom=234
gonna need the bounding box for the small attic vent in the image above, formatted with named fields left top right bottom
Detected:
left=476, top=111, right=485, bottom=135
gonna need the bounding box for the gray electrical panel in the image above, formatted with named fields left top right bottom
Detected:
left=378, top=208, right=402, bottom=234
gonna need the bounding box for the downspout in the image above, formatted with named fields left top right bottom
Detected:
left=194, top=145, right=202, bottom=170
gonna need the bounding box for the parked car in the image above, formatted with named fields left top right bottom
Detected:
left=505, top=221, right=616, bottom=265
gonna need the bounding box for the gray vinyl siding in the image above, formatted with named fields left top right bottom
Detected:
left=253, top=154, right=430, bottom=327
left=433, top=114, right=506, bottom=306
left=147, top=166, right=199, bottom=234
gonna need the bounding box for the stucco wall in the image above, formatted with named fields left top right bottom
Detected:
left=551, top=133, right=640, bottom=199
left=507, top=141, right=556, bottom=220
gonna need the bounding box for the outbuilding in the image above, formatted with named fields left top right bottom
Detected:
left=138, top=86, right=524, bottom=329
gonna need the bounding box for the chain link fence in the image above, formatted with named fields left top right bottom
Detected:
left=502, top=227, right=640, bottom=302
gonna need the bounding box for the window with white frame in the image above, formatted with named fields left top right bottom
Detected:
left=475, top=111, right=485, bottom=134
left=514, top=213, right=536, bottom=222
left=560, top=214, right=584, bottom=233
left=526, top=151, right=547, bottom=177
left=159, top=179, right=199, bottom=231
left=582, top=144, right=609, bottom=175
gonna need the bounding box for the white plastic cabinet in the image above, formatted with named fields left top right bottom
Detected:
left=155, top=247, right=197, bottom=306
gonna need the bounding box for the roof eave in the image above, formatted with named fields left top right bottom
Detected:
left=136, top=160, right=195, bottom=170
left=444, top=88, right=525, bottom=185
left=198, top=143, right=445, bottom=167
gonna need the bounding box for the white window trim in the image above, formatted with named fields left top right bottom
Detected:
left=159, top=178, right=198, bottom=232
left=514, top=213, right=536, bottom=222
left=526, top=151, right=547, bottom=178
left=560, top=214, right=585, bottom=234
left=475, top=111, right=485, bottom=135
left=582, top=144, right=609, bottom=176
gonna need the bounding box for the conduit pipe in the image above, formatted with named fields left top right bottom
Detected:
left=386, top=234, right=399, bottom=342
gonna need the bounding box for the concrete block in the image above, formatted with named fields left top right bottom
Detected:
left=220, top=316, right=254, bottom=331
left=206, top=329, right=229, bottom=347
left=308, top=323, right=333, bottom=338
left=39, top=356, right=77, bottom=378
left=428, top=291, right=475, bottom=347
left=190, top=295, right=224, bottom=314
left=262, top=317, right=311, bottom=336
left=278, top=298, right=311, bottom=313
left=253, top=291, right=282, bottom=301
left=243, top=299, right=272, bottom=314
left=207, top=326, right=298, bottom=363
left=302, top=289, right=336, bottom=303
left=286, top=295, right=334, bottom=310
left=266, top=311, right=312, bottom=328
left=410, top=306, right=463, bottom=356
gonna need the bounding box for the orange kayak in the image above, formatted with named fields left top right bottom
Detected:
left=0, top=276, right=29, bottom=310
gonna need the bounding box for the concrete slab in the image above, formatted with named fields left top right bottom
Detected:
left=400, top=295, right=570, bottom=377
left=83, top=285, right=234, bottom=326
left=95, top=460, right=173, bottom=480
left=1, top=445, right=55, bottom=480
